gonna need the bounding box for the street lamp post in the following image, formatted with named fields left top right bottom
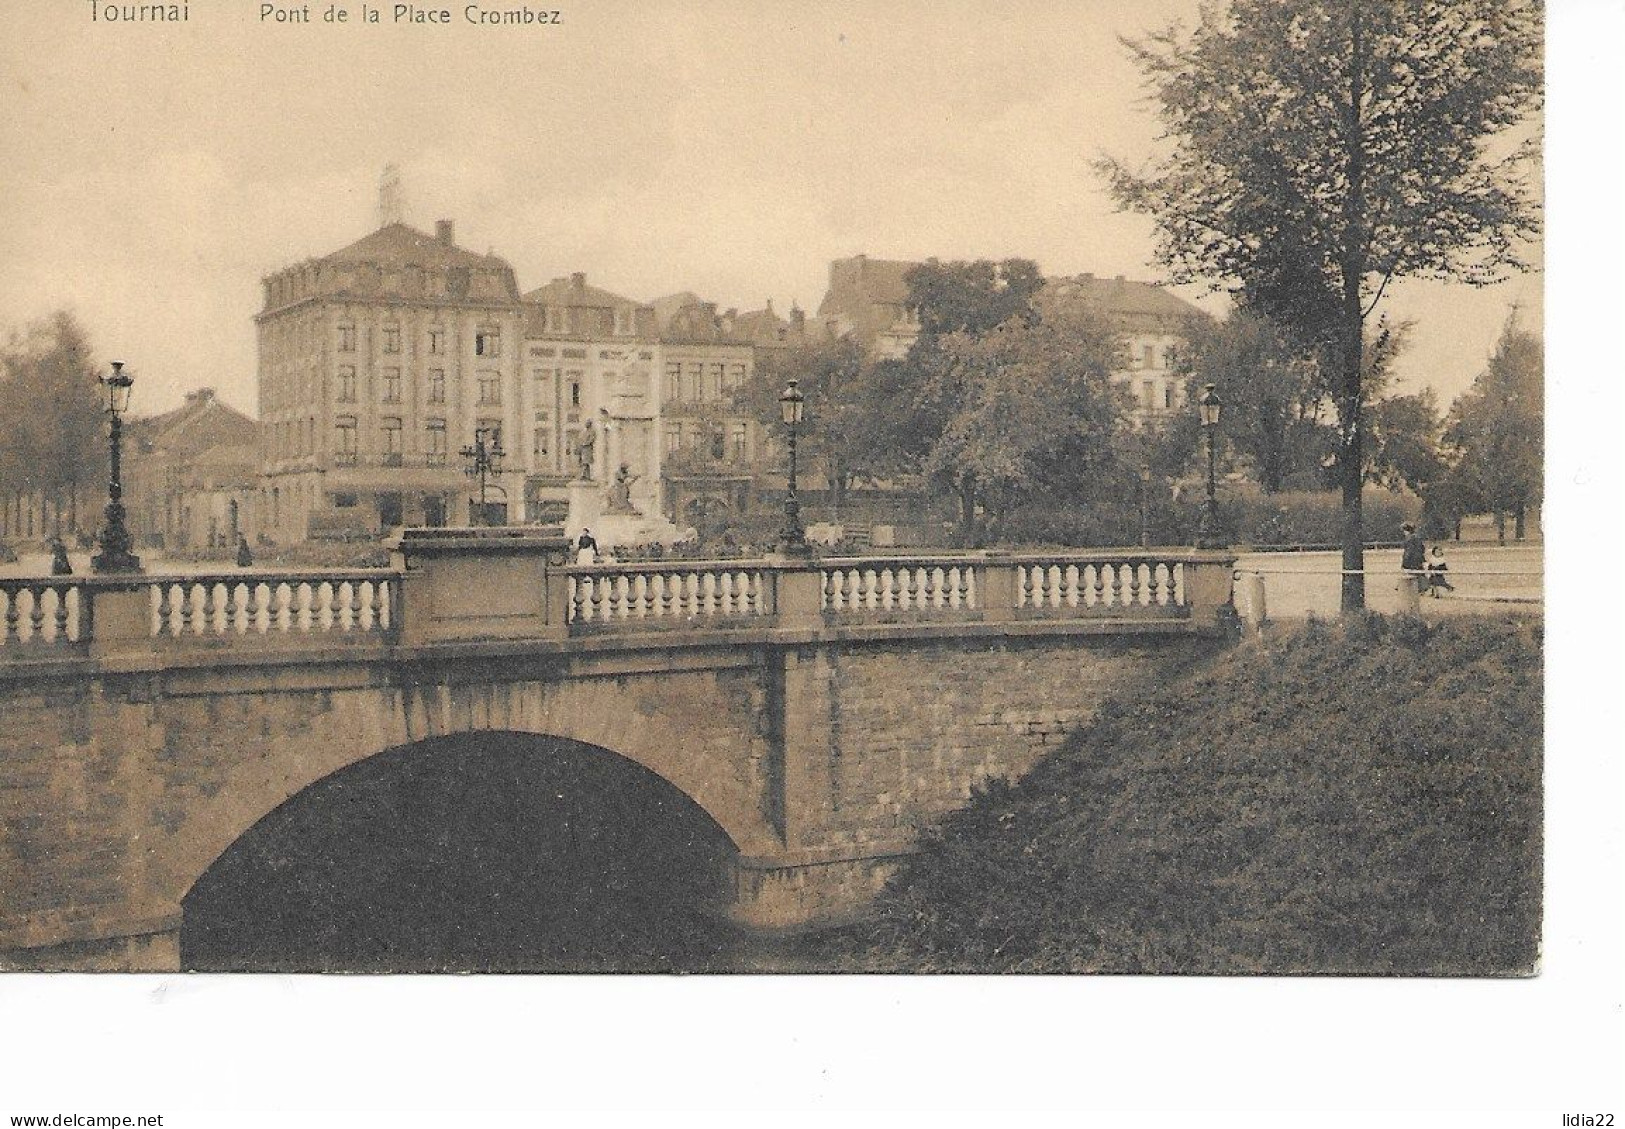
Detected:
left=1139, top=461, right=1153, bottom=548
left=460, top=427, right=506, bottom=527
left=777, top=378, right=810, bottom=556
left=91, top=361, right=143, bottom=574
left=1195, top=382, right=1225, bottom=550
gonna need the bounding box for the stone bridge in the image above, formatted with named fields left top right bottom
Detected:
left=1, top=530, right=1234, bottom=969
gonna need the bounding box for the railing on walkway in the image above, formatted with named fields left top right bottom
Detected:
left=1013, top=555, right=1185, bottom=612
left=0, top=579, right=84, bottom=648
left=1, top=570, right=397, bottom=658
left=567, top=561, right=772, bottom=627
left=2, top=547, right=1227, bottom=662
left=567, top=550, right=1202, bottom=633
left=150, top=572, right=395, bottom=639
left=821, top=557, right=979, bottom=615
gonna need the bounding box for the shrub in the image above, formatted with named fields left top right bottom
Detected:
left=827, top=614, right=1542, bottom=975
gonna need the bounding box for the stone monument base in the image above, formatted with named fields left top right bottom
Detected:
left=566, top=479, right=688, bottom=549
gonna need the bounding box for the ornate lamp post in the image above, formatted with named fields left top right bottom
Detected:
left=460, top=426, right=506, bottom=527
left=777, top=378, right=810, bottom=556
left=91, top=362, right=143, bottom=574
left=1195, top=382, right=1225, bottom=550
left=1139, top=461, right=1153, bottom=548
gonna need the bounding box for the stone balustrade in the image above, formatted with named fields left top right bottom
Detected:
left=820, top=557, right=979, bottom=615
left=0, top=538, right=1234, bottom=667
left=568, top=562, right=772, bottom=627
left=0, top=579, right=84, bottom=649
left=1013, top=554, right=1185, bottom=612
left=151, top=573, right=394, bottom=639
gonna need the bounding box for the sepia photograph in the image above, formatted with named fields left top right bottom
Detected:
left=0, top=0, right=1615, bottom=1121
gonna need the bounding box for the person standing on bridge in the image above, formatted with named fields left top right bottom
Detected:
left=575, top=528, right=598, bottom=566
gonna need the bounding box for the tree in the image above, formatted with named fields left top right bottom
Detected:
left=916, top=304, right=1121, bottom=543
left=1440, top=321, right=1542, bottom=541
left=745, top=336, right=880, bottom=511
left=1177, top=311, right=1334, bottom=493
left=0, top=311, right=107, bottom=538
left=1366, top=388, right=1446, bottom=498
left=905, top=258, right=1045, bottom=340
left=1102, top=0, right=1541, bottom=608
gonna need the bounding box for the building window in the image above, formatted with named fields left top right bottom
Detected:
left=382, top=325, right=401, bottom=354
left=1142, top=344, right=1155, bottom=368
left=475, top=328, right=501, bottom=357
left=706, top=363, right=725, bottom=402
left=477, top=420, right=503, bottom=449
left=382, top=418, right=403, bottom=466
left=544, top=307, right=563, bottom=334
left=532, top=427, right=549, bottom=458
left=428, top=329, right=445, bottom=355
left=730, top=422, right=748, bottom=462
left=382, top=367, right=402, bottom=403
left=337, top=365, right=356, bottom=402
left=477, top=371, right=502, bottom=405
left=664, top=423, right=681, bottom=452
left=1141, top=380, right=1156, bottom=409
left=663, top=363, right=681, bottom=403
left=333, top=492, right=358, bottom=509
left=337, top=324, right=356, bottom=353
left=428, top=369, right=446, bottom=404
left=569, top=377, right=582, bottom=408
left=683, top=363, right=702, bottom=403
left=425, top=420, right=447, bottom=466
left=335, top=416, right=358, bottom=464
left=726, top=364, right=746, bottom=392
left=613, top=307, right=633, bottom=335
left=1164, top=384, right=1175, bottom=410
left=709, top=429, right=726, bottom=460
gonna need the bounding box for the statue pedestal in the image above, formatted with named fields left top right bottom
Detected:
left=566, top=479, right=686, bottom=549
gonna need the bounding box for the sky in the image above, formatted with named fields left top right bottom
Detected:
left=1, top=0, right=1543, bottom=419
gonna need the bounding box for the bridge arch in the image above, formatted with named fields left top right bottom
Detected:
left=179, top=729, right=745, bottom=970
left=149, top=675, right=783, bottom=920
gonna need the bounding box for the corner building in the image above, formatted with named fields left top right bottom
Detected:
left=256, top=221, right=524, bottom=542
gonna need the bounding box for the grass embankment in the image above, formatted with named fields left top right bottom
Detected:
left=837, top=615, right=1542, bottom=975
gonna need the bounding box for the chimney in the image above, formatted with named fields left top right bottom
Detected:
left=789, top=305, right=806, bottom=331
left=571, top=272, right=586, bottom=290
left=1115, top=274, right=1126, bottom=283
left=435, top=219, right=454, bottom=246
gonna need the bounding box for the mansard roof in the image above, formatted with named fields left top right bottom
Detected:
left=1042, top=274, right=1208, bottom=326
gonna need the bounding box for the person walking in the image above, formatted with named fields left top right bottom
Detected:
left=49, top=536, right=72, bottom=577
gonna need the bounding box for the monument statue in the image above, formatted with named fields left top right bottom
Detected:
left=576, top=419, right=597, bottom=481
left=606, top=464, right=640, bottom=515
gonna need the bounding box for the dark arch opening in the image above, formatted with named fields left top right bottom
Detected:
left=181, top=732, right=743, bottom=972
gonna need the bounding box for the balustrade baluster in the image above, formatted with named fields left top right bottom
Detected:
left=1127, top=562, right=1142, bottom=606
left=369, top=581, right=387, bottom=630
left=1106, top=563, right=1123, bottom=608
left=1148, top=563, right=1166, bottom=606
left=1091, top=563, right=1106, bottom=607
left=266, top=582, right=285, bottom=633
left=53, top=587, right=72, bottom=641
left=3, top=591, right=19, bottom=645
left=243, top=582, right=261, bottom=633
left=1062, top=564, right=1079, bottom=607
left=347, top=581, right=363, bottom=631
left=651, top=572, right=671, bottom=619
left=721, top=571, right=738, bottom=616
left=25, top=586, right=45, bottom=642
left=221, top=582, right=239, bottom=634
